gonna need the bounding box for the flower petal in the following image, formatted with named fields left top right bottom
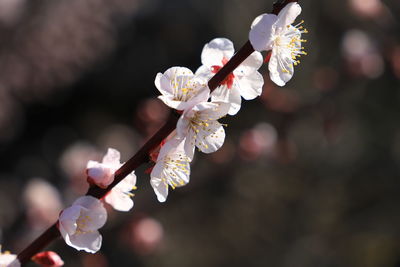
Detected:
left=274, top=3, right=302, bottom=33
left=105, top=191, right=134, bottom=212
left=155, top=72, right=173, bottom=96
left=73, top=196, right=107, bottom=231
left=59, top=205, right=81, bottom=235
left=249, top=13, right=277, bottom=52
left=234, top=51, right=263, bottom=76
left=195, top=65, right=213, bottom=81
left=211, top=86, right=242, bottom=116
left=116, top=173, right=136, bottom=192
left=102, top=148, right=120, bottom=165
left=86, top=161, right=114, bottom=188
left=194, top=101, right=231, bottom=121
left=195, top=121, right=226, bottom=154
left=0, top=254, right=20, bottom=267
left=66, top=231, right=103, bottom=253
left=150, top=163, right=169, bottom=202
left=201, top=38, right=234, bottom=67
left=268, top=49, right=294, bottom=86
left=236, top=71, right=264, bottom=100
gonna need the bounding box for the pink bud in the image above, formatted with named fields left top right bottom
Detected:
left=32, top=251, right=64, bottom=267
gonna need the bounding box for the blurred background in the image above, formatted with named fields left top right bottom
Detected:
left=0, top=0, right=400, bottom=266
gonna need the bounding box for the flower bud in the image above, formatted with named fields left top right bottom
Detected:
left=32, top=251, right=64, bottom=267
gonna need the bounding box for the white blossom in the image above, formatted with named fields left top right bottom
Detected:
left=176, top=101, right=230, bottom=159
left=155, top=67, right=210, bottom=110
left=150, top=137, right=191, bottom=202
left=0, top=249, right=20, bottom=267
left=196, top=38, right=264, bottom=115
left=86, top=148, right=137, bottom=212
left=104, top=174, right=136, bottom=212
left=249, top=2, right=308, bottom=86
left=58, top=196, right=107, bottom=253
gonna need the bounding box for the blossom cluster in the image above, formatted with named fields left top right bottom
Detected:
left=53, top=2, right=307, bottom=257
left=150, top=2, right=307, bottom=202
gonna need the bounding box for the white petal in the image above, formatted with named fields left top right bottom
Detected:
left=67, top=231, right=103, bottom=253
left=182, top=85, right=210, bottom=110
left=249, top=13, right=277, bottom=52
left=236, top=71, right=264, bottom=100
left=73, top=196, right=101, bottom=210
left=150, top=163, right=169, bottom=202
left=176, top=115, right=191, bottom=140
left=157, top=78, right=209, bottom=111
left=163, top=66, right=194, bottom=80
left=195, top=101, right=231, bottom=121
left=155, top=72, right=173, bottom=96
left=105, top=191, right=134, bottom=212
left=195, top=65, right=213, bottom=81
left=201, top=38, right=234, bottom=67
left=184, top=134, right=196, bottom=160
left=158, top=136, right=184, bottom=160
left=102, top=148, right=120, bottom=165
left=116, top=173, right=136, bottom=192
left=73, top=196, right=107, bottom=231
left=0, top=254, right=20, bottom=267
left=268, top=50, right=294, bottom=86
left=195, top=121, right=226, bottom=154
left=211, top=85, right=230, bottom=105
left=234, top=51, right=264, bottom=76
left=212, top=86, right=242, bottom=116
left=82, top=207, right=107, bottom=231
left=86, top=161, right=114, bottom=188
left=227, top=87, right=242, bottom=115
left=274, top=3, right=302, bottom=33
left=59, top=205, right=81, bottom=235
left=164, top=156, right=190, bottom=186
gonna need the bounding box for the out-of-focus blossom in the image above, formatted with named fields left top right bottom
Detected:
left=130, top=217, right=164, bottom=255
left=135, top=98, right=170, bottom=136
left=104, top=173, right=136, bottom=212
left=23, top=178, right=63, bottom=228
left=342, top=30, right=384, bottom=79
left=196, top=38, right=264, bottom=115
left=177, top=101, right=230, bottom=159
left=0, top=248, right=20, bottom=267
left=59, top=142, right=101, bottom=194
left=249, top=3, right=307, bottom=86
left=150, top=137, right=191, bottom=202
left=58, top=196, right=107, bottom=253
left=349, top=0, right=383, bottom=18
left=155, top=67, right=209, bottom=110
left=96, top=124, right=138, bottom=160
left=86, top=148, right=137, bottom=211
left=32, top=251, right=64, bottom=267
left=239, top=123, right=278, bottom=161
left=0, top=0, right=25, bottom=25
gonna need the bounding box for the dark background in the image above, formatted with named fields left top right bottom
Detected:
left=0, top=0, right=400, bottom=266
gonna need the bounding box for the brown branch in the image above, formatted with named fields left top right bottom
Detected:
left=17, top=0, right=298, bottom=264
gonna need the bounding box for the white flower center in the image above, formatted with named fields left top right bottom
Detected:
left=171, top=75, right=199, bottom=102
left=274, top=20, right=308, bottom=73
left=75, top=214, right=93, bottom=235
